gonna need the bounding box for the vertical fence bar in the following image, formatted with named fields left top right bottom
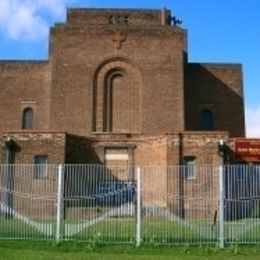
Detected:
left=136, top=166, right=141, bottom=246
left=219, top=165, right=225, bottom=248
left=56, top=164, right=64, bottom=242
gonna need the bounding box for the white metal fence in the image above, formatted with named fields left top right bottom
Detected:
left=0, top=164, right=260, bottom=247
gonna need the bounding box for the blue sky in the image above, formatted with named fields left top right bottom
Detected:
left=0, top=0, right=259, bottom=137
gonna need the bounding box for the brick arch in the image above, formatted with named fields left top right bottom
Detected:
left=93, top=58, right=142, bottom=133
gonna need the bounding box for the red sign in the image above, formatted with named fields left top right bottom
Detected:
left=235, top=139, right=260, bottom=162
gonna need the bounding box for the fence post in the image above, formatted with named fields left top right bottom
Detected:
left=219, top=165, right=225, bottom=248
left=136, top=166, right=141, bottom=246
left=56, top=164, right=64, bottom=242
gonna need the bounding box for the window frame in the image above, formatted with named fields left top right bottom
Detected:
left=34, top=155, right=48, bottom=179
left=183, top=156, right=197, bottom=181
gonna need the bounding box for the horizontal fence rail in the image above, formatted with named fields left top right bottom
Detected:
left=0, top=164, right=260, bottom=246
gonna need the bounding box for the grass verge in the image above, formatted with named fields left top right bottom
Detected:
left=0, top=241, right=260, bottom=260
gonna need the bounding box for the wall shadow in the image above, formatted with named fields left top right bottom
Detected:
left=63, top=134, right=136, bottom=219
left=185, top=63, right=245, bottom=137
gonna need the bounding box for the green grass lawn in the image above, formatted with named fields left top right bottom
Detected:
left=1, top=217, right=217, bottom=243
left=74, top=218, right=218, bottom=244
left=0, top=217, right=53, bottom=239
left=0, top=241, right=260, bottom=260
left=1, top=216, right=260, bottom=244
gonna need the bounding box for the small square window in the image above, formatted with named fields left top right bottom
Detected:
left=183, top=156, right=196, bottom=180
left=34, top=155, right=48, bottom=179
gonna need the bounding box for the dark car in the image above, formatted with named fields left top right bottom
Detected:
left=94, top=180, right=136, bottom=206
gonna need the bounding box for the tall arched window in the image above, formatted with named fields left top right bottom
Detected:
left=22, top=107, right=33, bottom=129
left=200, top=109, right=213, bottom=130
left=94, top=59, right=142, bottom=133
left=104, top=70, right=127, bottom=132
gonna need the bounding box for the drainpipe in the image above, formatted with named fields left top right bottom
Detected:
left=3, top=137, right=16, bottom=219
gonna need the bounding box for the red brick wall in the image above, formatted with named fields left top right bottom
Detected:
left=1, top=132, right=66, bottom=218
left=168, top=132, right=228, bottom=218
left=185, top=63, right=245, bottom=137
left=49, top=9, right=187, bottom=135
left=66, top=8, right=172, bottom=26
left=0, top=9, right=246, bottom=168
left=0, top=62, right=51, bottom=134
left=2, top=132, right=66, bottom=164
left=65, top=134, right=101, bottom=164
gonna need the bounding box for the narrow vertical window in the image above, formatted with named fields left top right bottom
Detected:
left=201, top=109, right=213, bottom=130
left=34, top=155, right=48, bottom=179
left=22, top=107, right=33, bottom=129
left=183, top=156, right=196, bottom=180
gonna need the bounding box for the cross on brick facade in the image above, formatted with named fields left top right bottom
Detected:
left=112, top=31, right=126, bottom=49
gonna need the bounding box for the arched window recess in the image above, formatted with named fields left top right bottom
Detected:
left=22, top=107, right=34, bottom=129
left=200, top=109, right=213, bottom=130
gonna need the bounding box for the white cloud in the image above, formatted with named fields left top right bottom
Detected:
left=245, top=106, right=260, bottom=137
left=0, top=0, right=75, bottom=41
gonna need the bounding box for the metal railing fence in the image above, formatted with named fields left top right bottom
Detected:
left=0, top=164, right=260, bottom=247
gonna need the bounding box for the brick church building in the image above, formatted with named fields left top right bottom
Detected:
left=0, top=8, right=245, bottom=168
